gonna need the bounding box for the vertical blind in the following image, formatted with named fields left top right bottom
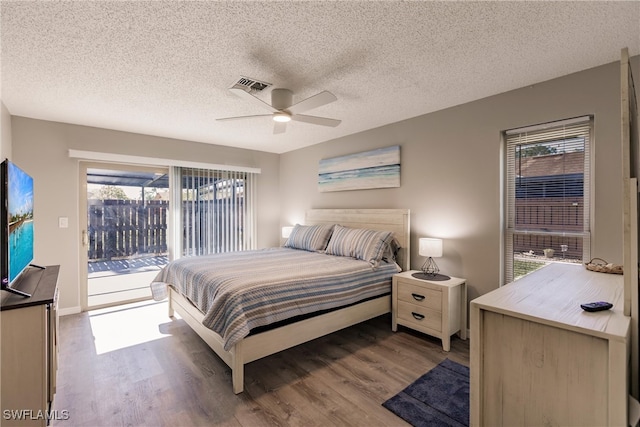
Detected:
left=504, top=116, right=592, bottom=283
left=172, top=166, right=257, bottom=257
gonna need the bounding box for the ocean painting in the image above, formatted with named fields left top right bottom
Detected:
left=318, top=145, right=400, bottom=192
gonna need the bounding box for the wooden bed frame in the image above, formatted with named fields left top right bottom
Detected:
left=167, top=208, right=411, bottom=393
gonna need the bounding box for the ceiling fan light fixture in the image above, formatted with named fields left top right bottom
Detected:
left=273, top=112, right=291, bottom=123
left=217, top=87, right=340, bottom=133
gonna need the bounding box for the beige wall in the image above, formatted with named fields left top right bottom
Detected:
left=10, top=118, right=280, bottom=312
left=0, top=101, right=11, bottom=160
left=280, top=57, right=640, bottom=303
left=6, top=56, right=639, bottom=313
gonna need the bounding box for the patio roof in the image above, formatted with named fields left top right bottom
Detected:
left=86, top=168, right=245, bottom=189
left=87, top=169, right=169, bottom=188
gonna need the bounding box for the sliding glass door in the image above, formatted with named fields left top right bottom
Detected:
left=80, top=163, right=169, bottom=309
left=176, top=166, right=257, bottom=257
left=79, top=162, right=257, bottom=310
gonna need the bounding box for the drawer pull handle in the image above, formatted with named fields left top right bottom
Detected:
left=411, top=312, right=425, bottom=321
left=411, top=293, right=425, bottom=301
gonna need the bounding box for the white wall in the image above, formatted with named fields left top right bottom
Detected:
left=10, top=118, right=280, bottom=312
left=280, top=57, right=640, bottom=304
left=0, top=101, right=11, bottom=160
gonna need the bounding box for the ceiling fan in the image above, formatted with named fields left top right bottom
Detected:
left=217, top=87, right=341, bottom=134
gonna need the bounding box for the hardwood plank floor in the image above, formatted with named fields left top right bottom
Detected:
left=51, top=300, right=469, bottom=427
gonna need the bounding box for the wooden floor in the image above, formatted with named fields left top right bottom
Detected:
left=51, top=300, right=469, bottom=427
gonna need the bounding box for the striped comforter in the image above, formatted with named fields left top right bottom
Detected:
left=152, top=247, right=400, bottom=350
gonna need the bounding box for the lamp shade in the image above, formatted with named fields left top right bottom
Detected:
left=419, top=238, right=443, bottom=257
left=281, top=226, right=294, bottom=239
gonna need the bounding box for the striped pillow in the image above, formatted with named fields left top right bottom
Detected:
left=325, top=225, right=395, bottom=266
left=284, top=224, right=335, bottom=252
left=382, top=237, right=401, bottom=264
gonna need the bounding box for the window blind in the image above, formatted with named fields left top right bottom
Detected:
left=173, top=166, right=257, bottom=257
left=504, top=116, right=592, bottom=283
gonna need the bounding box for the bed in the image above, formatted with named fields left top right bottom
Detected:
left=154, top=208, right=410, bottom=393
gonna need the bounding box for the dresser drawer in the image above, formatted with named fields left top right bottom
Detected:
left=397, top=301, right=442, bottom=332
left=396, top=280, right=442, bottom=311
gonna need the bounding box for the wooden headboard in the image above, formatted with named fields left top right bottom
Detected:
left=305, top=209, right=411, bottom=271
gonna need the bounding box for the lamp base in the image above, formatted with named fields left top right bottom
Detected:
left=412, top=272, right=451, bottom=281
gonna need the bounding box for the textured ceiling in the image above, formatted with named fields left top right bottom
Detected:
left=1, top=1, right=639, bottom=154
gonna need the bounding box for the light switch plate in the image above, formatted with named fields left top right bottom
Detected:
left=58, top=217, right=68, bottom=228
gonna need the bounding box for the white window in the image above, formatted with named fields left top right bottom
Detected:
left=504, top=116, right=592, bottom=283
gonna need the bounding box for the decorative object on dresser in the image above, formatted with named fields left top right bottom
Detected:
left=392, top=270, right=467, bottom=351
left=584, top=257, right=623, bottom=274
left=413, top=237, right=450, bottom=281
left=1, top=265, right=60, bottom=427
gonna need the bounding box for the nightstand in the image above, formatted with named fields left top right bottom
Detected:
left=392, top=270, right=467, bottom=351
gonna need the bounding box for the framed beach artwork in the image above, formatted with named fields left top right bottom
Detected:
left=318, top=145, right=400, bottom=192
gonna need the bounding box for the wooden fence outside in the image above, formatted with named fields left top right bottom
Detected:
left=87, top=199, right=246, bottom=261
left=88, top=199, right=168, bottom=261
left=514, top=196, right=584, bottom=259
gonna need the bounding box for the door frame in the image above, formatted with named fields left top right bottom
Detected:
left=79, top=161, right=170, bottom=311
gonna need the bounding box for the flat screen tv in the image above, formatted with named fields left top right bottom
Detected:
left=1, top=159, right=38, bottom=297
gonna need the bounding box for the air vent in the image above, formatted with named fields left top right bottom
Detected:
left=231, top=76, right=271, bottom=93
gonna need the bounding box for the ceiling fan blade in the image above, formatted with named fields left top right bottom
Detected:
left=230, top=87, right=278, bottom=113
left=273, top=121, right=287, bottom=134
left=216, top=114, right=272, bottom=121
left=291, top=114, right=341, bottom=127
left=288, top=91, right=337, bottom=114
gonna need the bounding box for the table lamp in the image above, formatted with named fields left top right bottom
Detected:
left=412, top=237, right=450, bottom=281
left=281, top=226, right=294, bottom=239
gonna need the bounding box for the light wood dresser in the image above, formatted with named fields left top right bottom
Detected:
left=470, top=263, right=630, bottom=426
left=1, top=266, right=60, bottom=427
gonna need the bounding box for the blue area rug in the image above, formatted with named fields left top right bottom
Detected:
left=382, top=358, right=469, bottom=427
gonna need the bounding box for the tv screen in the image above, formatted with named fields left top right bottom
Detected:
left=1, top=159, right=34, bottom=290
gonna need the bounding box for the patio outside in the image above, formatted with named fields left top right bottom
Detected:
left=87, top=168, right=169, bottom=307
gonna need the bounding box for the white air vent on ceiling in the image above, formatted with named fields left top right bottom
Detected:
left=231, top=76, right=272, bottom=93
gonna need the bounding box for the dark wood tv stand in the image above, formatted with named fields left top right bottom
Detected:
left=1, top=265, right=59, bottom=426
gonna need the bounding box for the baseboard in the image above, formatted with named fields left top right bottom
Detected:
left=58, top=306, right=82, bottom=316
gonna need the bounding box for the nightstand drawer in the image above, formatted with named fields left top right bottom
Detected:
left=397, top=301, right=442, bottom=332
left=396, top=280, right=442, bottom=311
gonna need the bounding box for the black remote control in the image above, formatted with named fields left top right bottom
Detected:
left=580, top=301, right=613, bottom=312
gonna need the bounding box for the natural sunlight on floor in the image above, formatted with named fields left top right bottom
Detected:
left=88, top=269, right=161, bottom=308
left=88, top=300, right=179, bottom=355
